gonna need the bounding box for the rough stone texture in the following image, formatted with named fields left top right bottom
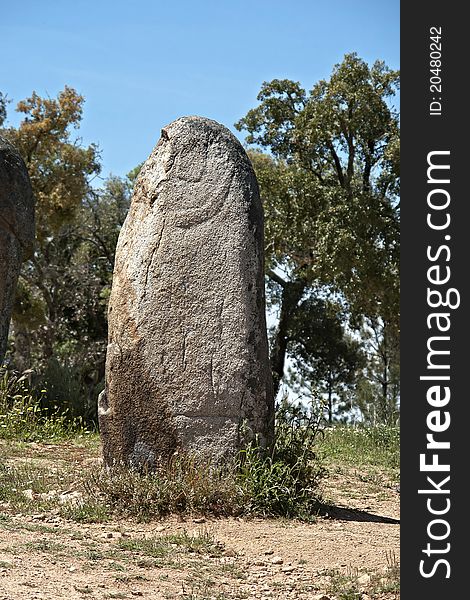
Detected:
left=99, top=116, right=274, bottom=468
left=0, top=136, right=35, bottom=365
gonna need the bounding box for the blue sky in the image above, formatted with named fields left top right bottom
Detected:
left=1, top=0, right=399, bottom=180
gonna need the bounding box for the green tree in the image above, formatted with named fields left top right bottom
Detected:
left=35, top=174, right=132, bottom=421
left=1, top=88, right=135, bottom=421
left=287, top=297, right=364, bottom=423
left=236, top=53, right=400, bottom=401
left=1, top=87, right=101, bottom=367
left=354, top=318, right=400, bottom=425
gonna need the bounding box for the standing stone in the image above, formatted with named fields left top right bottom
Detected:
left=0, top=136, right=35, bottom=365
left=99, top=116, right=274, bottom=468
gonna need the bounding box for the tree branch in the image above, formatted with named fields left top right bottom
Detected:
left=327, top=141, right=344, bottom=188
left=266, top=268, right=287, bottom=287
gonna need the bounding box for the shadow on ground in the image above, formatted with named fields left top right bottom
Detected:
left=319, top=503, right=400, bottom=524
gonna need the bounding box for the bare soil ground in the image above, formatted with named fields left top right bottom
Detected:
left=0, top=441, right=399, bottom=600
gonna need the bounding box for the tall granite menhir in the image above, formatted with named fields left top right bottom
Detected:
left=0, top=136, right=35, bottom=365
left=99, top=116, right=274, bottom=468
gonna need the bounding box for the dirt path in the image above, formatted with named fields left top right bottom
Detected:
left=0, top=442, right=399, bottom=599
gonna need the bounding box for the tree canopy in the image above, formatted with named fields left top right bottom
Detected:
left=1, top=87, right=131, bottom=421
left=236, top=53, right=400, bottom=413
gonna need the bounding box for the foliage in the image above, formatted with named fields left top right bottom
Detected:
left=237, top=53, right=399, bottom=319
left=83, top=400, right=325, bottom=521
left=238, top=398, right=326, bottom=518
left=0, top=366, right=91, bottom=441
left=319, top=424, right=400, bottom=470
left=237, top=53, right=400, bottom=420
left=1, top=88, right=134, bottom=420
left=286, top=297, right=364, bottom=422
left=2, top=86, right=100, bottom=234
left=355, top=318, right=400, bottom=425
left=0, top=92, right=7, bottom=127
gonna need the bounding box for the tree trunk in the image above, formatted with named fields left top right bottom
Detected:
left=327, top=377, right=333, bottom=424
left=269, top=276, right=305, bottom=397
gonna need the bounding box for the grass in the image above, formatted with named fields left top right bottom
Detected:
left=326, top=551, right=400, bottom=599
left=77, top=400, right=327, bottom=522
left=0, top=367, right=95, bottom=443
left=61, top=498, right=111, bottom=523
left=1, top=367, right=399, bottom=525
left=0, top=408, right=400, bottom=599
left=118, top=529, right=224, bottom=559
left=24, top=539, right=68, bottom=554
left=0, top=423, right=400, bottom=523
left=319, top=424, right=399, bottom=469
left=1, top=371, right=327, bottom=520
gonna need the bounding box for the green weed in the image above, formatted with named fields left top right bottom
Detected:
left=84, top=399, right=326, bottom=521
left=119, top=529, right=224, bottom=559
left=237, top=399, right=326, bottom=518
left=320, top=424, right=399, bottom=470
left=0, top=366, right=93, bottom=442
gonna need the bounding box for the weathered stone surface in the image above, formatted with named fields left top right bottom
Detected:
left=0, top=136, right=35, bottom=365
left=99, top=116, right=274, bottom=467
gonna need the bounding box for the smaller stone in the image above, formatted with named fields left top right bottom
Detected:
left=281, top=566, right=295, bottom=573
left=357, top=573, right=371, bottom=586
left=193, top=518, right=206, bottom=524
left=101, top=532, right=113, bottom=539
left=22, top=489, right=34, bottom=501
left=264, top=549, right=274, bottom=555
left=59, top=491, right=82, bottom=505
left=270, top=556, right=283, bottom=565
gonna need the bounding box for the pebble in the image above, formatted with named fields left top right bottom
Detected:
left=281, top=566, right=295, bottom=573
left=357, top=573, right=371, bottom=586
left=22, top=489, right=34, bottom=501
left=270, top=556, right=283, bottom=565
